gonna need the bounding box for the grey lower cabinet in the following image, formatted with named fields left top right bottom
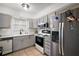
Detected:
left=13, top=36, right=22, bottom=51
left=44, top=35, right=52, bottom=56
left=13, top=35, right=35, bottom=51
left=28, top=35, right=35, bottom=46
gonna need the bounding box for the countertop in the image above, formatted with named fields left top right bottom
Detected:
left=0, top=34, right=34, bottom=39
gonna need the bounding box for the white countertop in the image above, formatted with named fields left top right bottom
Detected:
left=0, top=34, right=34, bottom=39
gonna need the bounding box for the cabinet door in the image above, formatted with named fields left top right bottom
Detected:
left=44, top=36, right=52, bottom=55
left=29, top=35, right=35, bottom=46
left=33, top=19, right=38, bottom=28
left=20, top=35, right=32, bottom=49
left=13, top=35, right=35, bottom=51
left=13, top=36, right=22, bottom=51
left=23, top=35, right=35, bottom=48
left=23, top=35, right=30, bottom=48
left=20, top=36, right=25, bottom=49
left=29, top=19, right=33, bottom=28
left=21, top=36, right=28, bottom=48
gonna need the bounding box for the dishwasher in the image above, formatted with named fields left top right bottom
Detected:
left=0, top=37, right=13, bottom=55
left=51, top=31, right=59, bottom=56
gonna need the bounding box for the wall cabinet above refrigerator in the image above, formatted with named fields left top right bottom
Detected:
left=0, top=13, right=12, bottom=28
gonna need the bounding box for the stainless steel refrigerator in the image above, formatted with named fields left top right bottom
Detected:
left=59, top=8, right=79, bottom=56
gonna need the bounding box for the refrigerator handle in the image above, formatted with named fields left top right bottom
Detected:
left=61, top=22, right=64, bottom=55
left=59, top=23, right=61, bottom=55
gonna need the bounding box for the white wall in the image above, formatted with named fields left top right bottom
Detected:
left=34, top=3, right=72, bottom=19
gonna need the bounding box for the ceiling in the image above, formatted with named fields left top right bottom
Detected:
left=0, top=3, right=73, bottom=19
left=0, top=3, right=53, bottom=15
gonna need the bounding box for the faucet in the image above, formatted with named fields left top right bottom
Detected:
left=20, top=29, right=24, bottom=34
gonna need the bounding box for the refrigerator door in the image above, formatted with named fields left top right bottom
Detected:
left=61, top=8, right=79, bottom=56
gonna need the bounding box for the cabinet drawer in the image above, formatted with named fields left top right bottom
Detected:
left=44, top=38, right=51, bottom=42
left=44, top=41, right=52, bottom=44
left=44, top=49, right=51, bottom=55
left=44, top=42, right=51, bottom=46
left=45, top=48, right=50, bottom=53
left=44, top=40, right=51, bottom=43
left=44, top=36, right=51, bottom=39
left=44, top=44, right=51, bottom=49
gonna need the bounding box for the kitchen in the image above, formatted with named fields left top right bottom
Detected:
left=0, top=3, right=79, bottom=56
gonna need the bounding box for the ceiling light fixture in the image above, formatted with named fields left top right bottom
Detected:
left=21, top=3, right=30, bottom=10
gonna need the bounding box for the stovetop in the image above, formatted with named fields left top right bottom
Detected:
left=35, top=33, right=51, bottom=37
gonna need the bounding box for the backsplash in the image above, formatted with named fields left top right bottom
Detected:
left=0, top=17, right=35, bottom=36
left=0, top=29, right=12, bottom=36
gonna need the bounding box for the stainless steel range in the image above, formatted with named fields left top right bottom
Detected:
left=35, top=29, right=51, bottom=54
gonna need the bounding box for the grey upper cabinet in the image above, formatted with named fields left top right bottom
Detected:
left=38, top=16, right=48, bottom=25
left=29, top=19, right=38, bottom=28
left=0, top=13, right=12, bottom=28
left=28, top=19, right=33, bottom=28
left=32, top=19, right=38, bottom=28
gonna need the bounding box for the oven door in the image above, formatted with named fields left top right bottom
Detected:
left=35, top=36, right=44, bottom=47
